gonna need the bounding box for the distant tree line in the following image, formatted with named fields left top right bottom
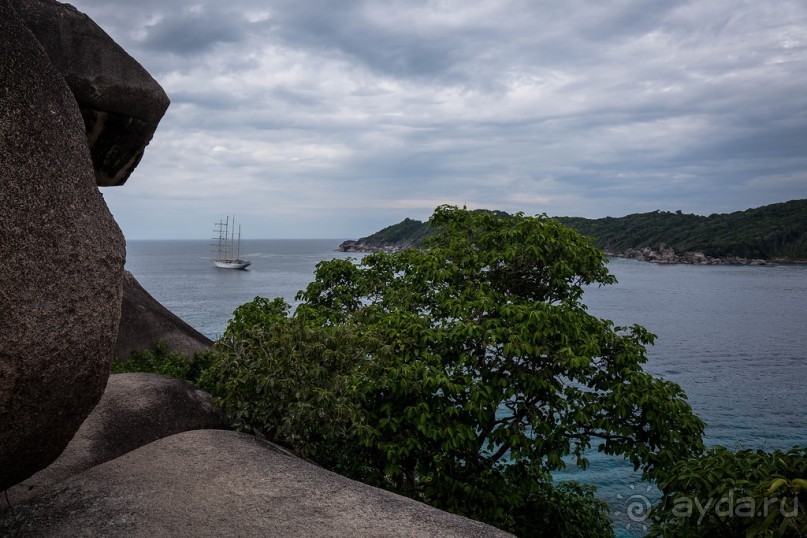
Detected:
left=356, top=200, right=807, bottom=260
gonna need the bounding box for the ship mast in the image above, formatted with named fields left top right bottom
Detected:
left=224, top=216, right=230, bottom=259
left=230, top=216, right=236, bottom=259
left=212, top=217, right=229, bottom=260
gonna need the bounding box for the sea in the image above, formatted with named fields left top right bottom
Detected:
left=125, top=239, right=807, bottom=537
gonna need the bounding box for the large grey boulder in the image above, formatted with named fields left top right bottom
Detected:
left=115, top=271, right=213, bottom=360
left=11, top=0, right=170, bottom=186
left=5, top=374, right=227, bottom=504
left=0, top=0, right=125, bottom=490
left=0, top=430, right=512, bottom=537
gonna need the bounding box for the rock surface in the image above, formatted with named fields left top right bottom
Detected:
left=0, top=430, right=511, bottom=537
left=12, top=0, right=170, bottom=186
left=0, top=0, right=125, bottom=490
left=5, top=374, right=227, bottom=504
left=115, top=271, right=213, bottom=360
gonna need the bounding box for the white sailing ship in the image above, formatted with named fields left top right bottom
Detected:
left=210, top=216, right=251, bottom=270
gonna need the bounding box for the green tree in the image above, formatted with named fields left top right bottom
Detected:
left=212, top=205, right=706, bottom=536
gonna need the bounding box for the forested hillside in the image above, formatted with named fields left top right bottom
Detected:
left=358, top=217, right=433, bottom=247
left=348, top=200, right=807, bottom=260
left=556, top=199, right=807, bottom=259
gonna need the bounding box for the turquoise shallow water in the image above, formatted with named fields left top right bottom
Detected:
left=126, top=240, right=807, bottom=536
left=555, top=259, right=807, bottom=536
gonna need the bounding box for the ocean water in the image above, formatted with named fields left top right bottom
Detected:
left=125, top=239, right=358, bottom=339
left=555, top=260, right=807, bottom=536
left=125, top=240, right=807, bottom=536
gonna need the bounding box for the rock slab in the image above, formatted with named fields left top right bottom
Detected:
left=5, top=373, right=227, bottom=504
left=0, top=430, right=512, bottom=537
left=0, top=0, right=125, bottom=490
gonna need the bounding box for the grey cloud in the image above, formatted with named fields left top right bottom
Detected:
left=66, top=0, right=807, bottom=239
left=141, top=10, right=247, bottom=54
left=265, top=1, right=462, bottom=80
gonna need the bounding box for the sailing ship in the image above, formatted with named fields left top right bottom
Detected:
left=210, top=216, right=251, bottom=270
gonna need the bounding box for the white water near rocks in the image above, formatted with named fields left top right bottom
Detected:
left=126, top=240, right=807, bottom=537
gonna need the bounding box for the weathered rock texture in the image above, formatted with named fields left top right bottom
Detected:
left=11, top=0, right=170, bottom=186
left=0, top=430, right=512, bottom=537
left=5, top=374, right=227, bottom=504
left=0, top=0, right=125, bottom=490
left=115, top=271, right=213, bottom=360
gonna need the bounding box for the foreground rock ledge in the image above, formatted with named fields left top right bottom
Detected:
left=0, top=430, right=512, bottom=537
left=5, top=373, right=227, bottom=504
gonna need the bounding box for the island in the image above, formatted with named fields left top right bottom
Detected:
left=339, top=200, right=807, bottom=265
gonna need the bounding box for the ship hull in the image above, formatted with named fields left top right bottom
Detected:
left=211, top=259, right=251, bottom=270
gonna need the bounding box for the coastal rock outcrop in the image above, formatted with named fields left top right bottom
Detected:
left=0, top=0, right=125, bottom=490
left=618, top=245, right=769, bottom=266
left=0, top=430, right=512, bottom=537
left=338, top=239, right=410, bottom=253
left=5, top=374, right=227, bottom=504
left=115, top=271, right=213, bottom=360
left=11, top=0, right=170, bottom=186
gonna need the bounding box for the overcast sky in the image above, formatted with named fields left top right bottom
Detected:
left=69, top=0, right=807, bottom=239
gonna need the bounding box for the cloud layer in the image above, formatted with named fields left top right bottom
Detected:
left=70, top=0, right=807, bottom=238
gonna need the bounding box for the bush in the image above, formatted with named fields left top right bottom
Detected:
left=111, top=341, right=217, bottom=392
left=650, top=446, right=807, bottom=537
left=213, top=297, right=366, bottom=466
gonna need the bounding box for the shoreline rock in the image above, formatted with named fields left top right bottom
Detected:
left=606, top=245, right=797, bottom=265
left=339, top=240, right=805, bottom=266
left=338, top=240, right=411, bottom=253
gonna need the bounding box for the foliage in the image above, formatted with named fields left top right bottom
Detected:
left=210, top=205, right=706, bottom=536
left=213, top=297, right=366, bottom=466
left=650, top=446, right=807, bottom=537
left=111, top=341, right=217, bottom=392
left=356, top=209, right=513, bottom=249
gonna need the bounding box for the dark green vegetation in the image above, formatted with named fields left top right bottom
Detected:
left=112, top=342, right=216, bottom=390
left=650, top=447, right=807, bottom=537
left=358, top=217, right=433, bottom=247
left=116, top=206, right=805, bottom=537
left=556, top=199, right=807, bottom=260
left=354, top=200, right=807, bottom=260
left=357, top=210, right=513, bottom=248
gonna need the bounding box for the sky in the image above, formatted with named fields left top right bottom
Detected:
left=68, top=0, right=807, bottom=239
